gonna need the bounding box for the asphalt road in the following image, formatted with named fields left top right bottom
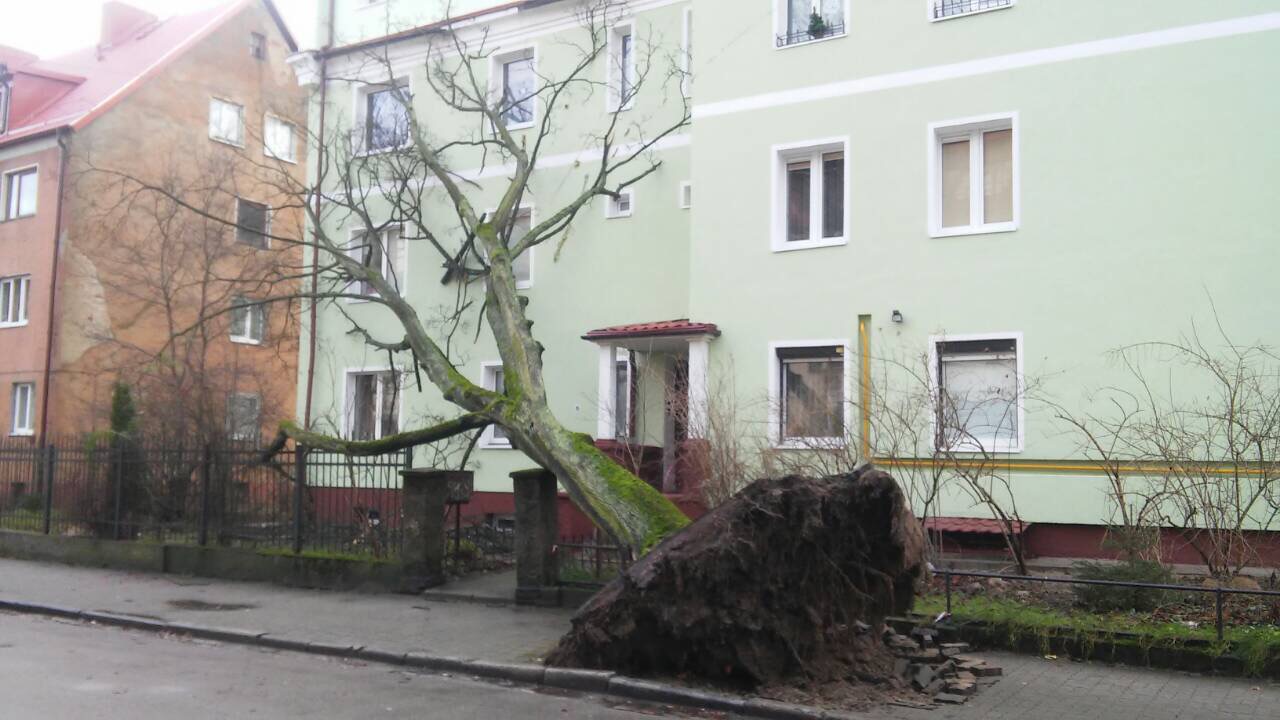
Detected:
left=0, top=613, right=685, bottom=719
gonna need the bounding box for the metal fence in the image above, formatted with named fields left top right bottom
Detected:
left=937, top=568, right=1280, bottom=641
left=557, top=534, right=626, bottom=583
left=932, top=0, right=1013, bottom=20
left=0, top=436, right=412, bottom=559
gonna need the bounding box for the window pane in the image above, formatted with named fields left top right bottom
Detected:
left=511, top=211, right=532, bottom=286
left=821, top=0, right=844, bottom=25
left=940, top=139, right=970, bottom=228
left=236, top=200, right=268, bottom=248
left=940, top=354, right=1018, bottom=447
left=782, top=354, right=843, bottom=440
left=786, top=160, right=811, bottom=242
left=366, top=86, right=409, bottom=150
left=8, top=170, right=35, bottom=218
left=787, top=0, right=810, bottom=35
left=0, top=280, right=11, bottom=323
left=379, top=373, right=399, bottom=437
left=362, top=236, right=383, bottom=295
left=822, top=151, right=843, bottom=239
left=492, top=369, right=508, bottom=441
left=501, top=57, right=535, bottom=126
left=619, top=33, right=633, bottom=100
left=614, top=359, right=629, bottom=439
left=266, top=118, right=294, bottom=161
left=983, top=129, right=1013, bottom=224
left=351, top=374, right=377, bottom=440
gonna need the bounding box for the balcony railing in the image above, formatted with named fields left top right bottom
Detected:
left=932, top=0, right=1013, bottom=20
left=775, top=19, right=846, bottom=48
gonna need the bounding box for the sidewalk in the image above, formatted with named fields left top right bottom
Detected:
left=0, top=557, right=571, bottom=663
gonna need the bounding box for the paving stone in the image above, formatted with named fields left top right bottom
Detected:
left=934, top=692, right=968, bottom=704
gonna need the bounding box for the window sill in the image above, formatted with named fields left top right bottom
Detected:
left=515, top=281, right=533, bottom=291
left=0, top=321, right=29, bottom=329
left=481, top=440, right=513, bottom=450
left=502, top=120, right=535, bottom=132
left=209, top=135, right=246, bottom=149
left=772, top=235, right=847, bottom=253
left=774, top=31, right=847, bottom=51
left=2, top=213, right=36, bottom=222
left=930, top=4, right=1014, bottom=23
left=605, top=212, right=633, bottom=220
left=936, top=441, right=1024, bottom=454
left=9, top=430, right=34, bottom=437
left=229, top=336, right=262, bottom=346
left=930, top=222, right=1017, bottom=239
left=773, top=437, right=847, bottom=451
left=264, top=150, right=298, bottom=165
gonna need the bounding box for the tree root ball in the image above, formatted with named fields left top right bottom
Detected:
left=546, top=466, right=927, bottom=687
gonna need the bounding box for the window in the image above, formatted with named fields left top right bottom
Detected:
left=678, top=181, right=692, bottom=209
left=933, top=334, right=1022, bottom=453
left=10, top=383, right=34, bottom=436
left=0, top=80, right=9, bottom=135
left=614, top=353, right=633, bottom=441
left=771, top=343, right=847, bottom=447
left=776, top=0, right=847, bottom=48
left=249, top=32, right=266, bottom=60
left=226, top=393, right=261, bottom=442
left=607, top=24, right=635, bottom=111
left=496, top=49, right=536, bottom=128
left=481, top=363, right=510, bottom=448
left=362, top=81, right=410, bottom=153
left=209, top=98, right=245, bottom=146
left=0, top=275, right=29, bottom=327
left=229, top=296, right=265, bottom=344
left=606, top=189, right=633, bottom=219
left=510, top=208, right=534, bottom=289
left=264, top=116, right=296, bottom=162
left=236, top=199, right=269, bottom=248
left=773, top=139, right=846, bottom=251
left=4, top=167, right=37, bottom=219
left=346, top=370, right=400, bottom=440
left=931, top=0, right=1014, bottom=22
left=347, top=226, right=406, bottom=298
left=930, top=114, right=1017, bottom=237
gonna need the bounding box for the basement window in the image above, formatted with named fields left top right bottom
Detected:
left=933, top=334, right=1023, bottom=453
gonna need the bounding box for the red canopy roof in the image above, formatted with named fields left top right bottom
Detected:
left=582, top=319, right=720, bottom=342
left=923, top=516, right=1028, bottom=535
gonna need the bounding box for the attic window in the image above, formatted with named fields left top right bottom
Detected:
left=0, top=80, right=9, bottom=135
left=250, top=32, right=266, bottom=61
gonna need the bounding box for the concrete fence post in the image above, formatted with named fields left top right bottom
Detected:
left=41, top=446, right=55, bottom=535
left=399, top=468, right=471, bottom=592
left=511, top=468, right=559, bottom=606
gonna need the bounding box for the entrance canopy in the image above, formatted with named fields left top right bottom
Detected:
left=582, top=319, right=720, bottom=352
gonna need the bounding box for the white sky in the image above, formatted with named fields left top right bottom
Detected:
left=0, top=0, right=319, bottom=58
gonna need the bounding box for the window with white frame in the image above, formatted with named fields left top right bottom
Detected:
left=773, top=343, right=847, bottom=446
left=495, top=49, right=535, bottom=128
left=614, top=352, right=633, bottom=440
left=510, top=208, right=534, bottom=289
left=4, top=167, right=37, bottom=219
left=229, top=296, right=265, bottom=344
left=606, top=189, right=633, bottom=219
left=362, top=80, right=410, bottom=152
left=678, top=181, right=692, bottom=209
left=10, top=382, right=34, bottom=436
left=607, top=23, right=635, bottom=111
left=0, top=275, right=29, bottom=327
left=773, top=139, right=845, bottom=250
left=249, top=32, right=266, bottom=60
left=264, top=116, right=296, bottom=162
left=931, top=0, right=1014, bottom=22
left=933, top=335, right=1022, bottom=452
left=346, top=370, right=400, bottom=440
left=226, top=393, right=261, bottom=441
left=347, top=225, right=406, bottom=298
left=209, top=98, right=245, bottom=146
left=930, top=114, right=1016, bottom=237
left=235, top=199, right=269, bottom=248
left=481, top=363, right=511, bottom=448
left=776, top=0, right=847, bottom=48
left=0, top=80, right=9, bottom=135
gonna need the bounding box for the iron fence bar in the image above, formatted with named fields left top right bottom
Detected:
left=937, top=568, right=1280, bottom=598
left=112, top=442, right=124, bottom=541
left=293, top=444, right=306, bottom=554
left=41, top=445, right=54, bottom=535
left=198, top=444, right=212, bottom=547
left=1215, top=587, right=1225, bottom=642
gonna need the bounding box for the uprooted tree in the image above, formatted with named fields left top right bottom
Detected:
left=84, top=0, right=692, bottom=558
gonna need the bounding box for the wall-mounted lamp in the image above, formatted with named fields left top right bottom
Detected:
left=891, top=309, right=904, bottom=324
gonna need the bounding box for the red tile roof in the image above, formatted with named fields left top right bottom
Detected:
left=0, top=1, right=295, bottom=148
left=923, top=516, right=1028, bottom=535
left=582, top=319, right=721, bottom=341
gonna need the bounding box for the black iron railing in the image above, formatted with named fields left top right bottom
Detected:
left=933, top=0, right=1013, bottom=20
left=936, top=568, right=1280, bottom=642
left=776, top=20, right=846, bottom=48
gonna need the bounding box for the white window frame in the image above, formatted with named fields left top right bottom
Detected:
left=486, top=205, right=535, bottom=290
left=928, top=331, right=1025, bottom=454
left=681, top=7, right=693, bottom=98
left=767, top=339, right=853, bottom=449
left=613, top=348, right=634, bottom=441
left=10, top=382, right=34, bottom=436
left=228, top=296, right=265, bottom=345
left=678, top=181, right=692, bottom=210
left=490, top=45, right=538, bottom=131
left=480, top=361, right=512, bottom=449
left=927, top=112, right=1019, bottom=238
left=927, top=0, right=1015, bottom=23
left=771, top=137, right=849, bottom=252
left=353, top=77, right=413, bottom=155
left=235, top=197, right=271, bottom=248
left=606, top=21, right=636, bottom=112
left=772, top=0, right=850, bottom=50
left=3, top=165, right=38, bottom=220
left=342, top=367, right=403, bottom=440
left=208, top=97, right=245, bottom=147
left=249, top=31, right=267, bottom=60
left=345, top=224, right=408, bottom=302
left=0, top=275, right=30, bottom=328
left=263, top=114, right=297, bottom=163
left=605, top=189, right=634, bottom=219
left=226, top=392, right=261, bottom=441
left=0, top=80, right=9, bottom=135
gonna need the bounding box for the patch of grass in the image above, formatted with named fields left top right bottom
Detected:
left=0, top=509, right=55, bottom=532
left=559, top=564, right=619, bottom=584
left=256, top=547, right=395, bottom=565
left=918, top=594, right=1280, bottom=675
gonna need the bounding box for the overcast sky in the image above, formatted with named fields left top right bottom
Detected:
left=0, top=0, right=319, bottom=58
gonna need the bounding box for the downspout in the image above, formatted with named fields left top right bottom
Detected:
left=302, top=0, right=335, bottom=429
left=36, top=128, right=70, bottom=444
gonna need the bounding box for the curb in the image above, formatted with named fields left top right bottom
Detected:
left=0, top=599, right=847, bottom=720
